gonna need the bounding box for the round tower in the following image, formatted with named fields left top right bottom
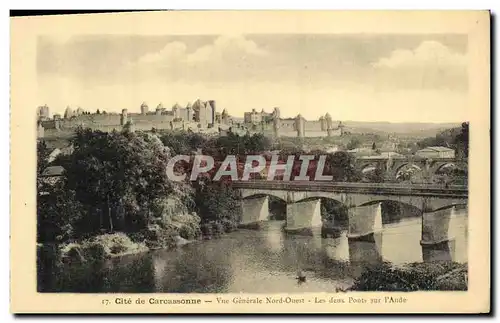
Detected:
left=273, top=116, right=280, bottom=137
left=37, top=105, right=50, bottom=120
left=186, top=104, right=193, bottom=121
left=208, top=100, right=216, bottom=124
left=319, top=116, right=326, bottom=131
left=295, top=114, right=305, bottom=138
left=123, top=118, right=135, bottom=133
left=120, top=109, right=128, bottom=126
left=141, top=102, right=149, bottom=115
left=64, top=106, right=73, bottom=119
left=37, top=121, right=45, bottom=138
left=273, top=107, right=281, bottom=118
left=325, top=113, right=333, bottom=137
left=325, top=113, right=333, bottom=128
left=172, top=103, right=181, bottom=118
left=338, top=121, right=345, bottom=136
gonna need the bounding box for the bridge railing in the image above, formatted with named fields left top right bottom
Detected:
left=231, top=180, right=468, bottom=195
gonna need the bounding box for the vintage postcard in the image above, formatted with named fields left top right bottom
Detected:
left=10, top=10, right=490, bottom=314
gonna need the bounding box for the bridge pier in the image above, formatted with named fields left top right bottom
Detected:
left=239, top=196, right=269, bottom=229
left=347, top=203, right=383, bottom=240
left=285, top=199, right=322, bottom=236
left=421, top=240, right=456, bottom=262
left=420, top=206, right=457, bottom=246
left=348, top=232, right=383, bottom=265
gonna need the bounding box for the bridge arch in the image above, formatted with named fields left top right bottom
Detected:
left=394, top=162, right=422, bottom=175
left=240, top=189, right=289, bottom=203
left=432, top=162, right=458, bottom=174
left=356, top=199, right=424, bottom=225
left=242, top=192, right=286, bottom=203
left=359, top=162, right=380, bottom=173
left=428, top=201, right=468, bottom=213
left=394, top=163, right=424, bottom=181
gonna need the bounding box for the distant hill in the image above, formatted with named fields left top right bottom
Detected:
left=341, top=121, right=462, bottom=137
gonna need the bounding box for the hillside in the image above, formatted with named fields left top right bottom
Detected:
left=342, top=121, right=461, bottom=137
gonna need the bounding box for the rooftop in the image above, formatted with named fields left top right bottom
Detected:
left=418, top=146, right=454, bottom=152
left=40, top=166, right=65, bottom=177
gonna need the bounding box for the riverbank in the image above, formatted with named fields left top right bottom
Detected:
left=349, top=261, right=468, bottom=291
left=39, top=217, right=240, bottom=266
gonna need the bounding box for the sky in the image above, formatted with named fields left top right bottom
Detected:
left=36, top=34, right=468, bottom=122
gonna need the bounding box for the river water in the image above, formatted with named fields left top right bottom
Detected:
left=39, top=209, right=468, bottom=293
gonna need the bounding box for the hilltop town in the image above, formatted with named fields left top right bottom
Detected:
left=36, top=100, right=345, bottom=140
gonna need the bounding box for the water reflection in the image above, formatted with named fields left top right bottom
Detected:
left=39, top=210, right=468, bottom=293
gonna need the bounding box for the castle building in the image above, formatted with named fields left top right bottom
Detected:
left=38, top=99, right=224, bottom=136
left=36, top=101, right=345, bottom=139
left=37, top=105, right=50, bottom=121
left=240, top=108, right=345, bottom=138
left=244, top=109, right=273, bottom=124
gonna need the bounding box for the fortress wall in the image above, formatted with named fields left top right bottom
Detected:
left=62, top=115, right=121, bottom=127
left=138, top=121, right=176, bottom=131
left=41, top=120, right=57, bottom=129
left=304, top=120, right=322, bottom=131
left=184, top=121, right=200, bottom=131
left=202, top=127, right=219, bottom=135
left=261, top=129, right=275, bottom=137
left=304, top=130, right=329, bottom=138
left=280, top=131, right=299, bottom=137
left=330, top=129, right=342, bottom=136
left=44, top=129, right=74, bottom=139
left=90, top=125, right=122, bottom=132
left=171, top=121, right=184, bottom=130
left=279, top=120, right=296, bottom=128
left=131, top=115, right=175, bottom=124
left=261, top=123, right=273, bottom=132
left=218, top=124, right=231, bottom=131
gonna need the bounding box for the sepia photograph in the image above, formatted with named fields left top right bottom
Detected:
left=11, top=10, right=490, bottom=314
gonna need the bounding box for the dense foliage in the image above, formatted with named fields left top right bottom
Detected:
left=350, top=262, right=467, bottom=291
left=417, top=122, right=469, bottom=161
left=37, top=128, right=196, bottom=245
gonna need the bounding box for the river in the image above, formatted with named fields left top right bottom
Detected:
left=38, top=208, right=467, bottom=293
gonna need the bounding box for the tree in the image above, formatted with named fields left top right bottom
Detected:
left=323, top=151, right=362, bottom=182
left=96, top=109, right=101, bottom=114
left=37, top=180, right=85, bottom=243
left=37, top=140, right=50, bottom=175
left=454, top=122, right=469, bottom=160
left=364, top=166, right=385, bottom=183
left=64, top=128, right=190, bottom=235
left=346, top=137, right=361, bottom=150
left=191, top=178, right=240, bottom=224
left=372, top=142, right=377, bottom=150
left=396, top=166, right=420, bottom=183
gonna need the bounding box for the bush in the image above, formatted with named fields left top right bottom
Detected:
left=200, top=223, right=213, bottom=237
left=83, top=242, right=107, bottom=260
left=211, top=222, right=225, bottom=236
left=350, top=262, right=468, bottom=291
left=140, top=224, right=178, bottom=249
left=221, top=219, right=238, bottom=233
left=178, top=224, right=200, bottom=240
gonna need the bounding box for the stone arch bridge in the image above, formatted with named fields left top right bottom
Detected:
left=354, top=157, right=465, bottom=181
left=232, top=180, right=468, bottom=247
